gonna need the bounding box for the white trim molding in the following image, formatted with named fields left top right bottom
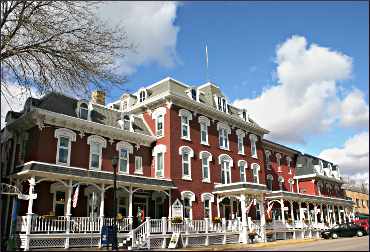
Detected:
left=116, top=141, right=134, bottom=153
left=87, top=135, right=107, bottom=148
left=181, top=190, right=196, bottom=202
left=54, top=128, right=77, bottom=166
left=218, top=153, right=234, bottom=167
left=201, top=192, right=214, bottom=203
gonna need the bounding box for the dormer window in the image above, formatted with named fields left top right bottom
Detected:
left=191, top=88, right=197, bottom=100
left=242, top=110, right=247, bottom=121
left=216, top=96, right=228, bottom=113
left=123, top=115, right=130, bottom=131
left=138, top=88, right=147, bottom=102
left=77, top=101, right=90, bottom=120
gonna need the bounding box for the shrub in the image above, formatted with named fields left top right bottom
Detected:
left=171, top=216, right=183, bottom=224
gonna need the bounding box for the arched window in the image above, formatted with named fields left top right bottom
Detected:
left=88, top=135, right=107, bottom=170
left=200, top=151, right=212, bottom=182
left=201, top=193, right=214, bottom=219
left=265, top=150, right=272, bottom=170
left=287, top=156, right=292, bottom=174
left=217, top=122, right=231, bottom=150
left=251, top=163, right=260, bottom=184
left=54, top=128, right=77, bottom=166
left=249, top=134, right=258, bottom=158
left=179, top=146, right=194, bottom=180
left=181, top=191, right=195, bottom=219
left=78, top=102, right=89, bottom=120
left=198, top=116, right=210, bottom=145
left=238, top=160, right=247, bottom=182
left=152, top=107, right=166, bottom=138
left=219, top=154, right=233, bottom=184
left=236, top=129, right=245, bottom=155
left=267, top=174, right=273, bottom=191
left=152, top=144, right=166, bottom=178
left=278, top=176, right=284, bottom=191
left=138, top=88, right=147, bottom=102
left=179, top=109, right=193, bottom=140
left=116, top=141, right=133, bottom=174
left=276, top=153, right=282, bottom=172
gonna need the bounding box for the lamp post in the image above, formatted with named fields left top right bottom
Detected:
left=111, top=155, right=119, bottom=250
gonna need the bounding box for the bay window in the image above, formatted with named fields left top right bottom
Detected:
left=54, top=128, right=76, bottom=166
left=179, top=109, right=193, bottom=140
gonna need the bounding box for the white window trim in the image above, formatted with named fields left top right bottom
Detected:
left=50, top=182, right=67, bottom=215
left=54, top=128, right=76, bottom=166
left=179, top=109, right=193, bottom=141
left=251, top=163, right=260, bottom=184
left=287, top=156, right=292, bottom=174
left=76, top=100, right=90, bottom=120
left=217, top=122, right=231, bottom=150
left=278, top=176, right=284, bottom=191
left=276, top=153, right=282, bottom=172
left=265, top=150, right=272, bottom=170
left=87, top=135, right=107, bottom=171
left=200, top=151, right=212, bottom=183
left=249, top=134, right=258, bottom=159
left=238, top=160, right=247, bottom=182
left=267, top=174, right=274, bottom=191
left=218, top=154, right=233, bottom=184
left=152, top=107, right=167, bottom=139
left=201, top=192, right=214, bottom=219
left=179, top=146, right=194, bottom=180
left=288, top=178, right=294, bottom=192
left=152, top=144, right=166, bottom=178
left=236, top=129, right=246, bottom=155
left=116, top=141, right=133, bottom=174
left=181, top=190, right=195, bottom=219
left=135, top=156, right=143, bottom=175
left=198, top=116, right=210, bottom=145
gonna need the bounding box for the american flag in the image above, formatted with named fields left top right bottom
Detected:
left=267, top=202, right=274, bottom=218
left=72, top=184, right=80, bottom=208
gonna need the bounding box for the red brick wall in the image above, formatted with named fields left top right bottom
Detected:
left=298, top=179, right=316, bottom=195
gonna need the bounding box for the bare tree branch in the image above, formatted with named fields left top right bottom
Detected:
left=1, top=1, right=132, bottom=99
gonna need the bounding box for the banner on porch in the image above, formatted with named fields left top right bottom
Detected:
left=72, top=184, right=80, bottom=208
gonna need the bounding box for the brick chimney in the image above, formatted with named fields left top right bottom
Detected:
left=91, top=90, right=105, bottom=105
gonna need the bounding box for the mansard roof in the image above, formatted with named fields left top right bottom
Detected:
left=5, top=92, right=152, bottom=136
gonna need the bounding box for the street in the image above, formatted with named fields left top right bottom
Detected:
left=243, top=236, right=369, bottom=251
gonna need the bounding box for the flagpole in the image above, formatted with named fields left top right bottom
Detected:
left=205, top=44, right=209, bottom=82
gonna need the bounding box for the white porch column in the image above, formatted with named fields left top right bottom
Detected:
left=337, top=206, right=342, bottom=224
left=320, top=204, right=324, bottom=223
left=168, top=190, right=172, bottom=219
left=314, top=204, right=318, bottom=225
left=128, top=185, right=133, bottom=231
left=217, top=196, right=221, bottom=218
left=259, top=196, right=266, bottom=242
left=25, top=176, right=36, bottom=251
left=289, top=201, right=295, bottom=222
left=65, top=180, right=73, bottom=249
left=240, top=194, right=248, bottom=244
left=98, top=184, right=105, bottom=248
left=299, top=201, right=303, bottom=222
left=280, top=199, right=285, bottom=223
left=332, top=205, right=337, bottom=225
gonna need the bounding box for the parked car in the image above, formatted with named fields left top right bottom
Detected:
left=352, top=218, right=369, bottom=233
left=321, top=223, right=367, bottom=239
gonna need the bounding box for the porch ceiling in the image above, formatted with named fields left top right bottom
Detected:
left=11, top=161, right=176, bottom=190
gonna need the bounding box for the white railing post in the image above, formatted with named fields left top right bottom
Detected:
left=146, top=217, right=151, bottom=249
left=65, top=180, right=72, bottom=249
left=205, top=218, right=209, bottom=246
left=25, top=177, right=35, bottom=251
left=162, top=217, right=167, bottom=248
left=222, top=218, right=226, bottom=244
left=184, top=218, right=189, bottom=247
left=240, top=194, right=248, bottom=244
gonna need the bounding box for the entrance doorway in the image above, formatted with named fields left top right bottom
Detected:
left=133, top=196, right=148, bottom=227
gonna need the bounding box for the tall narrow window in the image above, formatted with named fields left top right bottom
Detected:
left=123, top=115, right=130, bottom=131
left=198, top=116, right=210, bottom=145
left=55, top=128, right=76, bottom=166
left=153, top=144, right=166, bottom=178
left=239, top=161, right=246, bottom=182
left=152, top=107, right=166, bottom=138
left=119, top=148, right=128, bottom=173
left=156, top=114, right=164, bottom=137
left=179, top=146, right=194, bottom=180
left=236, top=129, right=245, bottom=155
left=287, top=157, right=292, bottom=174
left=88, top=135, right=107, bottom=170
left=267, top=174, right=273, bottom=191
left=265, top=150, right=272, bottom=170
left=79, top=103, right=89, bottom=120
left=217, top=97, right=222, bottom=111
left=278, top=176, right=284, bottom=191
left=201, top=193, right=214, bottom=219
left=217, top=122, right=230, bottom=150
left=181, top=191, right=195, bottom=219
left=55, top=191, right=66, bottom=216
left=249, top=134, right=258, bottom=159
left=276, top=153, right=282, bottom=172
left=288, top=178, right=294, bottom=192
left=184, top=198, right=191, bottom=219
left=179, top=109, right=192, bottom=140
left=135, top=156, right=143, bottom=174
left=200, top=151, right=212, bottom=183
left=219, top=154, right=233, bottom=184
left=252, top=163, right=260, bottom=184
left=139, top=89, right=147, bottom=102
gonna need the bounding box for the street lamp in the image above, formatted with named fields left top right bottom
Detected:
left=111, top=155, right=119, bottom=250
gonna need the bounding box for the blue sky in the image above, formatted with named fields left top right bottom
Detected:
left=105, top=1, right=368, bottom=158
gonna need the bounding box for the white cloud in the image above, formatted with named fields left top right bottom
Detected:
left=95, top=1, right=180, bottom=75
left=319, top=131, right=369, bottom=184
left=233, top=35, right=368, bottom=143
left=1, top=84, right=39, bottom=128
left=339, top=88, right=369, bottom=128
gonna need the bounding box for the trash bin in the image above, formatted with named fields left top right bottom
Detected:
left=101, top=225, right=117, bottom=247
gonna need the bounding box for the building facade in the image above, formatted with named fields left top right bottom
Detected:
left=0, top=77, right=354, bottom=250
left=342, top=185, right=369, bottom=216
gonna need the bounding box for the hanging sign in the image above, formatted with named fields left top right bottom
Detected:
left=171, top=199, right=183, bottom=218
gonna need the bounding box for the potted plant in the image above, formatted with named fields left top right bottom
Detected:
left=171, top=216, right=183, bottom=224
left=287, top=218, right=293, bottom=225
left=42, top=211, right=56, bottom=219
left=116, top=213, right=123, bottom=221
left=265, top=217, right=272, bottom=224
left=212, top=217, right=221, bottom=224
left=304, top=219, right=310, bottom=225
